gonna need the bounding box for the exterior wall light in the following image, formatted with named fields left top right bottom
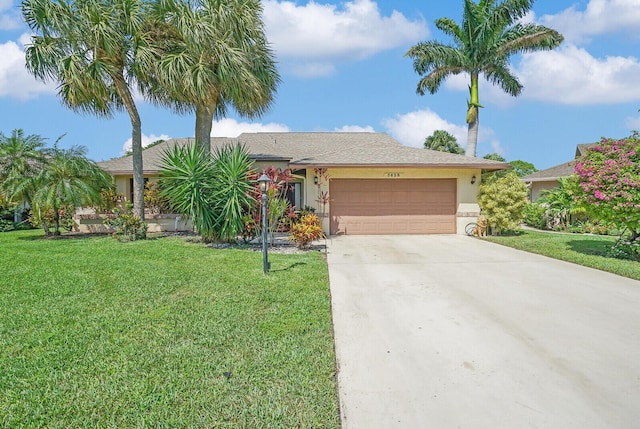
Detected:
left=257, top=173, right=271, bottom=274
left=471, top=175, right=477, bottom=185
left=314, top=176, right=319, bottom=185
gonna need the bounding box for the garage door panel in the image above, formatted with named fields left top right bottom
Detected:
left=330, top=179, right=457, bottom=235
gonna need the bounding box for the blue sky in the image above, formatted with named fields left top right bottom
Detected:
left=1, top=0, right=640, bottom=169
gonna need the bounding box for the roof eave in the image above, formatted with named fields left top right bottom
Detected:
left=289, top=162, right=510, bottom=170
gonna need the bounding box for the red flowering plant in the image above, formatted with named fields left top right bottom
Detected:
left=243, top=166, right=294, bottom=243
left=574, top=134, right=640, bottom=242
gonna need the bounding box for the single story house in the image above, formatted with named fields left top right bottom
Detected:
left=522, top=143, right=596, bottom=201
left=95, top=132, right=507, bottom=235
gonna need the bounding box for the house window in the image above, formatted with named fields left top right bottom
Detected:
left=285, top=182, right=302, bottom=210
left=129, top=178, right=149, bottom=203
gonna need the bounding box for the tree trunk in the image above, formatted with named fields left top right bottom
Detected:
left=195, top=103, right=215, bottom=154
left=465, top=72, right=480, bottom=157
left=113, top=75, right=144, bottom=220
left=466, top=115, right=479, bottom=158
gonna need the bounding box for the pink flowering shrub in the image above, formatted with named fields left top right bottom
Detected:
left=574, top=134, right=640, bottom=241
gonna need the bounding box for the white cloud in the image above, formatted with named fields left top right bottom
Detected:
left=517, top=45, right=640, bottom=104
left=0, top=14, right=21, bottom=30
left=625, top=114, right=640, bottom=130
left=0, top=38, right=55, bottom=100
left=121, top=133, right=171, bottom=155
left=440, top=45, right=640, bottom=106
left=381, top=108, right=468, bottom=148
left=263, top=0, right=427, bottom=77
left=539, top=0, right=640, bottom=43
left=210, top=118, right=290, bottom=137
left=381, top=107, right=504, bottom=157
left=334, top=124, right=375, bottom=132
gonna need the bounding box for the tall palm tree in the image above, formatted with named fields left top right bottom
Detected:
left=22, top=0, right=155, bottom=219
left=0, top=129, right=49, bottom=221
left=405, top=0, right=563, bottom=157
left=146, top=0, right=279, bottom=152
left=28, top=145, right=112, bottom=235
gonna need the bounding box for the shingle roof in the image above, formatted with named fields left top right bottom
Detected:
left=575, top=143, right=598, bottom=157
left=521, top=142, right=598, bottom=182
left=522, top=161, right=577, bottom=182
left=97, top=132, right=508, bottom=174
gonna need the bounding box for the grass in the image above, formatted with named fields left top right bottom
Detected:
left=0, top=230, right=339, bottom=428
left=485, top=230, right=640, bottom=281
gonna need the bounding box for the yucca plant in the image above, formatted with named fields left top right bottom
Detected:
left=211, top=144, right=255, bottom=242
left=159, top=142, right=255, bottom=242
left=158, top=143, right=217, bottom=241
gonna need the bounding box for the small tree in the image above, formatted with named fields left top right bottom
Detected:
left=478, top=171, right=529, bottom=234
left=424, top=130, right=464, bottom=154
left=29, top=145, right=112, bottom=235
left=574, top=136, right=640, bottom=241
left=538, top=176, right=585, bottom=230
left=483, top=153, right=506, bottom=162
left=509, top=160, right=537, bottom=177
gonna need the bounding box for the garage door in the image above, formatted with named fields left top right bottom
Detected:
left=330, top=179, right=456, bottom=235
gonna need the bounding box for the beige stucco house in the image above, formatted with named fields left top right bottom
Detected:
left=522, top=143, right=596, bottom=201
left=94, top=132, right=507, bottom=235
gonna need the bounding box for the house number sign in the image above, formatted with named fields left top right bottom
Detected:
left=384, top=172, right=401, bottom=178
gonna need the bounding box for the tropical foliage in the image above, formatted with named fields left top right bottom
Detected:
left=537, top=176, right=584, bottom=231
left=211, top=144, right=256, bottom=242
left=159, top=143, right=255, bottom=242
left=28, top=145, right=112, bottom=235
left=104, top=203, right=148, bottom=241
left=22, top=0, right=151, bottom=218
left=289, top=213, right=324, bottom=249
left=159, top=143, right=218, bottom=240
left=146, top=0, right=279, bottom=152
left=478, top=171, right=529, bottom=234
left=574, top=135, right=640, bottom=241
left=0, top=129, right=48, bottom=213
left=405, top=0, right=563, bottom=156
left=424, top=130, right=464, bottom=154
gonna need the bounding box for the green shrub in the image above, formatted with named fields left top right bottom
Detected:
left=0, top=219, right=15, bottom=232
left=144, top=182, right=170, bottom=214
left=104, top=203, right=147, bottom=241
left=523, top=202, right=547, bottom=229
left=478, top=171, right=529, bottom=234
left=607, top=239, right=640, bottom=261
left=289, top=213, right=325, bottom=249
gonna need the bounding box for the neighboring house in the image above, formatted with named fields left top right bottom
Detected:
left=522, top=143, right=597, bottom=201
left=96, top=132, right=507, bottom=235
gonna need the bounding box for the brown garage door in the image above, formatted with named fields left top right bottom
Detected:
left=330, top=178, right=456, bottom=235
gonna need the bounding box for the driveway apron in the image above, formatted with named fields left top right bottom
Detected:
left=327, top=235, right=640, bottom=429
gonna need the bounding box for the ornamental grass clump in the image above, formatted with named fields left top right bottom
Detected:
left=289, top=213, right=324, bottom=249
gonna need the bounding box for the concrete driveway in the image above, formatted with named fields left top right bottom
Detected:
left=327, top=235, right=640, bottom=429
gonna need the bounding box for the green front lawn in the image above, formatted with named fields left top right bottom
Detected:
left=0, top=230, right=339, bottom=428
left=485, top=230, right=640, bottom=281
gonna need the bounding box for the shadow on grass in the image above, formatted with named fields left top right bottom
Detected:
left=271, top=262, right=307, bottom=272
left=566, top=239, right=611, bottom=257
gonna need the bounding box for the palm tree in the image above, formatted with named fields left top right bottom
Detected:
left=22, top=0, right=154, bottom=219
left=0, top=129, right=49, bottom=222
left=146, top=0, right=279, bottom=152
left=405, top=0, right=563, bottom=157
left=29, top=145, right=112, bottom=235
left=424, top=130, right=464, bottom=154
